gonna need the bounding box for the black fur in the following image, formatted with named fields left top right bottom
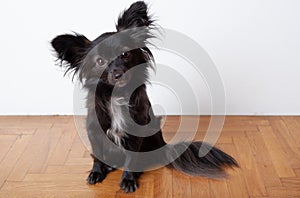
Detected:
left=167, top=141, right=238, bottom=178
left=51, top=1, right=238, bottom=193
left=51, top=33, right=91, bottom=77
left=116, top=1, right=154, bottom=31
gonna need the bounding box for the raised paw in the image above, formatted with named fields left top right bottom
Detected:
left=120, top=178, right=138, bottom=193
left=87, top=171, right=106, bottom=184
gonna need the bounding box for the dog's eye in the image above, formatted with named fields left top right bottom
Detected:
left=121, top=51, right=131, bottom=58
left=96, top=57, right=106, bottom=67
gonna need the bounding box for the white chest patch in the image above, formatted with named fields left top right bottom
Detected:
left=107, top=97, right=128, bottom=146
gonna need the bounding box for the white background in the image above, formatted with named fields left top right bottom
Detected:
left=0, top=0, right=299, bottom=115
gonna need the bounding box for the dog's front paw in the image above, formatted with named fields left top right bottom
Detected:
left=120, top=178, right=138, bottom=193
left=87, top=171, right=106, bottom=184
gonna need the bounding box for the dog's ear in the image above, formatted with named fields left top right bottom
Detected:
left=116, top=1, right=153, bottom=31
left=51, top=33, right=91, bottom=75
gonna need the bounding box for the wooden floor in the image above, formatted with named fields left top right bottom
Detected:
left=0, top=116, right=299, bottom=197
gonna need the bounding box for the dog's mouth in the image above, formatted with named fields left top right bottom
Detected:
left=107, top=72, right=131, bottom=87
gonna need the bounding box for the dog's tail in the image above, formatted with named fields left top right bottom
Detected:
left=166, top=141, right=238, bottom=178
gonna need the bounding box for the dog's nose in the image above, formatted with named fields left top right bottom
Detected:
left=113, top=72, right=123, bottom=80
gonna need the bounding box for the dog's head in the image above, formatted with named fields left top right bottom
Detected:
left=51, top=1, right=155, bottom=88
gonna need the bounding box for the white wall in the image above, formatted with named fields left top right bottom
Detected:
left=0, top=0, right=299, bottom=115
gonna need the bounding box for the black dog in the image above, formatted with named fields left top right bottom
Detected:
left=51, top=1, right=238, bottom=193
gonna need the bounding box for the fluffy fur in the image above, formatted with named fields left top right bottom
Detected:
left=51, top=1, right=238, bottom=193
left=107, top=97, right=128, bottom=146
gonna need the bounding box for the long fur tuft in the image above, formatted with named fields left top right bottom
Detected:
left=51, top=33, right=91, bottom=78
left=116, top=1, right=158, bottom=50
left=167, top=141, right=239, bottom=178
left=116, top=1, right=154, bottom=31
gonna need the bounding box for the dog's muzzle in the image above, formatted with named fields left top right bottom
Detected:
left=108, top=70, right=131, bottom=87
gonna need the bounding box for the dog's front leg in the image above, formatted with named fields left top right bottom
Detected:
left=86, top=112, right=114, bottom=184
left=120, top=137, right=143, bottom=193
left=87, top=155, right=115, bottom=184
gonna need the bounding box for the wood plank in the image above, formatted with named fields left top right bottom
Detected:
left=233, top=135, right=268, bottom=196
left=0, top=116, right=23, bottom=127
left=281, top=116, right=300, bottom=145
left=215, top=130, right=247, bottom=138
left=83, top=150, right=91, bottom=158
left=153, top=167, right=173, bottom=198
left=7, top=128, right=51, bottom=181
left=68, top=133, right=87, bottom=159
left=65, top=157, right=92, bottom=165
left=221, top=144, right=249, bottom=197
left=0, top=128, right=36, bottom=135
left=191, top=177, right=210, bottom=198
left=281, top=177, right=300, bottom=189
left=0, top=135, right=17, bottom=163
left=0, top=134, right=32, bottom=188
left=209, top=179, right=231, bottom=198
left=32, top=125, right=64, bottom=173
left=116, top=192, right=135, bottom=198
left=21, top=116, right=70, bottom=125
left=269, top=119, right=300, bottom=168
left=48, top=128, right=76, bottom=165
left=0, top=191, right=96, bottom=198
left=23, top=173, right=87, bottom=182
left=45, top=165, right=91, bottom=174
left=2, top=179, right=119, bottom=194
left=295, top=168, right=300, bottom=177
left=246, top=131, right=282, bottom=187
left=1, top=180, right=90, bottom=191
left=172, top=170, right=191, bottom=198
left=259, top=125, right=296, bottom=177
left=267, top=186, right=300, bottom=197
left=28, top=127, right=57, bottom=174
left=134, top=172, right=154, bottom=198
